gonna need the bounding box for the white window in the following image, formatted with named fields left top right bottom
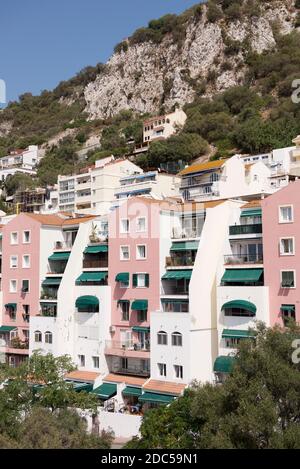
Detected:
left=136, top=217, right=146, bottom=232
left=92, top=356, right=100, bottom=369
left=158, top=363, right=167, bottom=377
left=136, top=245, right=146, bottom=260
left=171, top=332, right=182, bottom=347
left=45, top=331, right=53, bottom=344
left=135, top=273, right=149, bottom=288
left=21, top=279, right=29, bottom=293
left=22, top=255, right=30, bottom=268
left=23, top=230, right=30, bottom=243
left=174, top=365, right=183, bottom=379
left=10, top=330, right=18, bottom=340
left=157, top=331, right=168, bottom=345
left=34, top=330, right=42, bottom=343
left=10, top=232, right=18, bottom=245
left=78, top=355, right=85, bottom=367
left=281, top=270, right=296, bottom=288
left=279, top=205, right=293, bottom=223
left=120, top=245, right=130, bottom=260
left=280, top=238, right=294, bottom=256
left=10, top=280, right=17, bottom=293
left=120, top=219, right=130, bottom=233
left=10, top=255, right=18, bottom=268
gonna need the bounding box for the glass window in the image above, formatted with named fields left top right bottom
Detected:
left=137, top=310, right=147, bottom=322
left=120, top=246, right=130, bottom=260
left=23, top=231, right=30, bottom=243
left=280, top=238, right=294, bottom=255
left=10, top=232, right=18, bottom=245
left=34, top=330, right=42, bottom=342
left=92, top=356, right=100, bottom=368
left=78, top=355, right=85, bottom=367
left=120, top=219, right=130, bottom=233
left=10, top=280, right=17, bottom=293
left=136, top=245, right=146, bottom=259
left=171, top=332, right=182, bottom=347
left=45, top=331, right=53, bottom=344
left=21, top=280, right=29, bottom=293
left=279, top=206, right=293, bottom=223
left=158, top=363, right=166, bottom=377
left=174, top=365, right=183, bottom=379
left=10, top=255, right=18, bottom=268
left=281, top=271, right=295, bottom=288
left=157, top=331, right=167, bottom=345
left=22, top=255, right=30, bottom=268
left=120, top=301, right=129, bottom=321
left=137, top=217, right=146, bottom=232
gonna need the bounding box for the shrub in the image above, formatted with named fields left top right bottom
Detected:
left=207, top=1, right=223, bottom=22
left=114, top=41, right=129, bottom=54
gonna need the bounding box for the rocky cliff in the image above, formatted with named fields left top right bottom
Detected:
left=84, top=0, right=298, bottom=120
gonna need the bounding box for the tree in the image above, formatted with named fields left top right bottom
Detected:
left=0, top=353, right=103, bottom=446
left=4, top=173, right=37, bottom=196
left=127, top=323, right=300, bottom=449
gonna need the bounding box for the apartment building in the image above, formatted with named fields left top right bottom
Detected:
left=114, top=171, right=180, bottom=208
left=179, top=155, right=273, bottom=202
left=0, top=212, right=95, bottom=367
left=58, top=157, right=142, bottom=215
left=0, top=145, right=38, bottom=181
left=262, top=180, right=300, bottom=327
left=143, top=108, right=187, bottom=144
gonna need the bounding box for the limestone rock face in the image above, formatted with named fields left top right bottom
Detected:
left=84, top=0, right=296, bottom=120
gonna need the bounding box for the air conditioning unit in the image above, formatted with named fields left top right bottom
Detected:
left=109, top=326, right=116, bottom=333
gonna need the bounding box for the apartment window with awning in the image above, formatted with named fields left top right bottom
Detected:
left=281, top=270, right=295, bottom=288
left=75, top=296, right=99, bottom=313
left=281, top=304, right=296, bottom=325
left=222, top=300, right=256, bottom=317
left=221, top=268, right=263, bottom=286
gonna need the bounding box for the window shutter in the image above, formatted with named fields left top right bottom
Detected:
left=145, top=274, right=149, bottom=287
left=132, top=274, right=137, bottom=287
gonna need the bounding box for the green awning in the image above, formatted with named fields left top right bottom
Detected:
left=115, top=272, right=129, bottom=282
left=48, top=252, right=70, bottom=261
left=4, top=303, right=16, bottom=310
left=241, top=209, right=262, bottom=218
left=139, top=392, right=176, bottom=404
left=0, top=326, right=17, bottom=333
left=76, top=271, right=108, bottom=284
left=69, top=382, right=93, bottom=393
left=222, top=300, right=257, bottom=315
left=84, top=245, right=108, bottom=254
left=214, top=356, right=236, bottom=373
left=170, top=241, right=199, bottom=251
left=221, top=268, right=263, bottom=283
left=75, top=295, right=99, bottom=308
left=91, top=383, right=117, bottom=400
left=162, top=270, right=192, bottom=280
left=122, top=386, right=142, bottom=397
left=222, top=329, right=255, bottom=339
left=42, top=277, right=62, bottom=287
left=131, top=300, right=148, bottom=311
left=132, top=326, right=150, bottom=333
left=161, top=299, right=189, bottom=304
left=281, top=305, right=295, bottom=312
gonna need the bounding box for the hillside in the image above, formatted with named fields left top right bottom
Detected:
left=0, top=0, right=300, bottom=188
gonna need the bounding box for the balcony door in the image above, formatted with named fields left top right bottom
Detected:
left=120, top=330, right=132, bottom=348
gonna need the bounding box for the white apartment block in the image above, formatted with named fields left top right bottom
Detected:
left=0, top=145, right=38, bottom=181
left=143, top=108, right=187, bottom=144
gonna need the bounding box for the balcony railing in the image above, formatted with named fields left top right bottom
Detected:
left=53, top=241, right=73, bottom=250
left=83, top=259, right=108, bottom=269
left=105, top=340, right=150, bottom=352
left=229, top=224, right=262, bottom=236
left=112, top=365, right=150, bottom=377
left=224, top=253, right=263, bottom=265
left=166, top=256, right=195, bottom=267
left=1, top=339, right=29, bottom=350
left=172, top=228, right=201, bottom=239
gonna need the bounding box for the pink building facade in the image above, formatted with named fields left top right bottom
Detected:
left=262, top=180, right=300, bottom=326
left=106, top=198, right=162, bottom=376
left=1, top=214, right=41, bottom=366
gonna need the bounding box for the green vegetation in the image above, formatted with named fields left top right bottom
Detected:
left=0, top=353, right=113, bottom=449
left=127, top=323, right=300, bottom=449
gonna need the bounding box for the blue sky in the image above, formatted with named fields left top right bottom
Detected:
left=1, top=0, right=201, bottom=103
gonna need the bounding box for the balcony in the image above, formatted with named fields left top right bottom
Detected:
left=53, top=241, right=73, bottom=251
left=40, top=289, right=58, bottom=301
left=111, top=364, right=150, bottom=377
left=105, top=340, right=150, bottom=359
left=82, top=258, right=108, bottom=269
left=229, top=224, right=262, bottom=236
left=171, top=228, right=202, bottom=240
left=1, top=338, right=29, bottom=354
left=166, top=255, right=195, bottom=268
left=224, top=253, right=263, bottom=265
